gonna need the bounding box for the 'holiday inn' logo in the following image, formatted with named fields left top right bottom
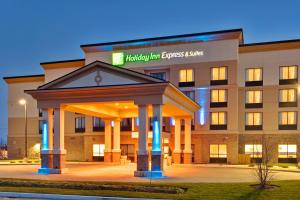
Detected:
left=112, top=52, right=125, bottom=66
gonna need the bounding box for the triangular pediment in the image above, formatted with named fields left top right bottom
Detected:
left=39, top=61, right=164, bottom=89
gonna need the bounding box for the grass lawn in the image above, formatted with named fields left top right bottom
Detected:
left=0, top=179, right=300, bottom=200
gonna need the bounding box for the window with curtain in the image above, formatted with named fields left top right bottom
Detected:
left=211, top=89, right=227, bottom=103
left=179, top=69, right=194, bottom=82
left=279, top=89, right=296, bottom=102
left=211, top=67, right=227, bottom=80
left=246, top=90, right=262, bottom=103
left=280, top=66, right=297, bottom=80
left=246, top=68, right=262, bottom=81
left=211, top=112, right=226, bottom=125
left=279, top=111, right=297, bottom=125
left=246, top=112, right=262, bottom=126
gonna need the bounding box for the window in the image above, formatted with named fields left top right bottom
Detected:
left=179, top=69, right=194, bottom=87
left=183, top=91, right=195, bottom=101
left=210, top=112, right=227, bottom=130
left=246, top=112, right=262, bottom=126
left=211, top=89, right=227, bottom=103
left=210, top=144, right=227, bottom=163
left=245, top=90, right=263, bottom=108
left=38, top=109, right=43, bottom=117
left=278, top=144, right=297, bottom=160
left=210, top=89, right=227, bottom=107
left=280, top=66, right=297, bottom=80
left=75, top=117, right=85, bottom=133
left=121, top=118, right=132, bottom=131
left=93, top=144, right=105, bottom=161
left=211, top=67, right=227, bottom=80
left=279, top=111, right=297, bottom=130
left=93, top=117, right=104, bottom=132
left=246, top=68, right=262, bottom=81
left=280, top=66, right=298, bottom=85
left=279, top=89, right=297, bottom=107
left=149, top=72, right=166, bottom=80
left=245, top=144, right=262, bottom=158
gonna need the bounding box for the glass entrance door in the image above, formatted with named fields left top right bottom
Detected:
left=121, top=144, right=135, bottom=162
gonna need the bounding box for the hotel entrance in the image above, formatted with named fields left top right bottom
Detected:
left=120, top=144, right=135, bottom=162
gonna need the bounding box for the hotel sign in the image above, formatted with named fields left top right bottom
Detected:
left=112, top=50, right=204, bottom=66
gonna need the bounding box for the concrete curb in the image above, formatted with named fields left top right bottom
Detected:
left=0, top=192, right=158, bottom=200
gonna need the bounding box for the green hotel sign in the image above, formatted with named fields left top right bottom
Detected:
left=112, top=50, right=204, bottom=66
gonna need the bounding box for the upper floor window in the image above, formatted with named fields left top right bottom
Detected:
left=279, top=111, right=297, bottom=130
left=246, top=68, right=263, bottom=86
left=210, top=112, right=227, bottom=130
left=149, top=72, right=166, bottom=80
left=245, top=90, right=263, bottom=108
left=93, top=117, right=104, bottom=132
left=245, top=112, right=263, bottom=130
left=75, top=116, right=85, bottom=133
left=280, top=65, right=298, bottom=85
left=179, top=69, right=194, bottom=87
left=211, top=67, right=227, bottom=85
left=183, top=90, right=195, bottom=101
left=279, top=89, right=297, bottom=107
left=121, top=118, right=132, bottom=131
left=210, top=89, right=227, bottom=107
left=38, top=120, right=43, bottom=134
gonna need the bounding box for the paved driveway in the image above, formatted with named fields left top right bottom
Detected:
left=0, top=163, right=300, bottom=183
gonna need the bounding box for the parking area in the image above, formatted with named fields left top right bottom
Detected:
left=1, top=162, right=300, bottom=183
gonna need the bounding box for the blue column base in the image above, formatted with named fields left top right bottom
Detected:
left=134, top=170, right=165, bottom=178
left=38, top=168, right=68, bottom=174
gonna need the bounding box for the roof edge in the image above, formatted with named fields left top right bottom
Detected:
left=80, top=28, right=243, bottom=48
left=3, top=74, right=45, bottom=84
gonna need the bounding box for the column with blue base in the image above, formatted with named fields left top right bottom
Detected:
left=38, top=108, right=54, bottom=174
left=150, top=104, right=164, bottom=177
left=183, top=117, right=192, bottom=164
left=52, top=107, right=68, bottom=174
left=134, top=104, right=149, bottom=177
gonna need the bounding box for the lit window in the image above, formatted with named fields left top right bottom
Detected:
left=211, top=67, right=227, bottom=80
left=38, top=120, right=43, bottom=134
left=210, top=144, right=227, bottom=158
left=246, top=68, right=262, bottom=81
left=246, top=112, right=262, bottom=126
left=75, top=117, right=85, bottom=133
left=211, top=112, right=226, bottom=125
left=246, top=90, right=262, bottom=103
left=279, top=89, right=296, bottom=102
left=179, top=69, right=194, bottom=82
left=278, top=144, right=297, bottom=158
left=279, top=111, right=297, bottom=125
left=245, top=144, right=262, bottom=158
left=93, top=144, right=105, bottom=157
left=183, top=91, right=195, bottom=101
left=211, top=89, right=227, bottom=103
left=280, top=66, right=297, bottom=80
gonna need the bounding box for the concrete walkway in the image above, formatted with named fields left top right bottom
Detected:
left=0, top=163, right=299, bottom=183
left=0, top=192, right=154, bottom=200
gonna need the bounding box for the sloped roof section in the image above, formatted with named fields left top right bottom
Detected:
left=38, top=60, right=166, bottom=90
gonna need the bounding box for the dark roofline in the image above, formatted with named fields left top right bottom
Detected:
left=3, top=74, right=44, bottom=80
left=80, top=28, right=243, bottom=48
left=40, top=58, right=85, bottom=65
left=240, top=38, right=300, bottom=47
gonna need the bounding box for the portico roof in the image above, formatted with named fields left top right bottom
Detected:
left=25, top=61, right=200, bottom=118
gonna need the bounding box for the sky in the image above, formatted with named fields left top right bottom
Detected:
left=1, top=0, right=300, bottom=144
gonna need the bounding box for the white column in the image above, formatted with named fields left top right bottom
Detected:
left=174, top=117, right=181, bottom=153
left=113, top=118, right=121, bottom=151
left=47, top=108, right=54, bottom=150
left=104, top=119, right=112, bottom=152
left=184, top=117, right=192, bottom=153
left=138, top=105, right=148, bottom=155
left=53, top=108, right=65, bottom=153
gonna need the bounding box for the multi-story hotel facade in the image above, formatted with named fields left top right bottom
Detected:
left=4, top=28, right=300, bottom=174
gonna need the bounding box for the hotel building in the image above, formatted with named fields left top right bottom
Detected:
left=4, top=28, right=300, bottom=175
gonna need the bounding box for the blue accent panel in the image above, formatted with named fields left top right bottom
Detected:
left=197, top=87, right=208, bottom=125
left=135, top=117, right=139, bottom=126
left=152, top=117, right=161, bottom=152
left=38, top=168, right=51, bottom=175
left=170, top=117, right=175, bottom=126
left=42, top=122, right=48, bottom=150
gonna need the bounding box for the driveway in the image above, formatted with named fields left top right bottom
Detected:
left=0, top=162, right=299, bottom=183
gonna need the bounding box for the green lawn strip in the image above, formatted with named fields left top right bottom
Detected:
left=0, top=179, right=300, bottom=200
